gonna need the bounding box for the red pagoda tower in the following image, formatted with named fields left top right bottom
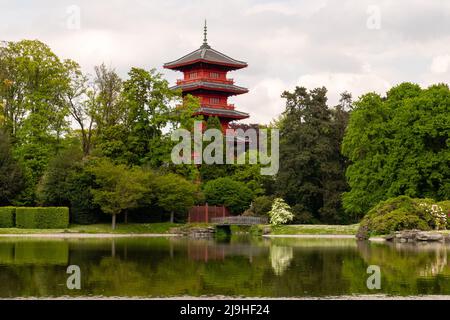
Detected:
left=164, top=22, right=249, bottom=132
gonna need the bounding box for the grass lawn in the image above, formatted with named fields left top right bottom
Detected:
left=0, top=223, right=180, bottom=234
left=270, top=224, right=359, bottom=235
left=0, top=222, right=361, bottom=236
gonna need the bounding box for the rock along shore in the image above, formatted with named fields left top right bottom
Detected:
left=384, top=230, right=450, bottom=243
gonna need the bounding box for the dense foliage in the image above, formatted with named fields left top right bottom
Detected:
left=88, top=159, right=151, bottom=229
left=342, top=83, right=450, bottom=219
left=250, top=196, right=274, bottom=216
left=0, top=130, right=24, bottom=205
left=275, top=87, right=350, bottom=224
left=357, top=196, right=443, bottom=238
left=203, top=177, right=254, bottom=214
left=437, top=200, right=450, bottom=229
left=154, top=173, right=200, bottom=223
left=0, top=39, right=448, bottom=229
left=0, top=40, right=209, bottom=229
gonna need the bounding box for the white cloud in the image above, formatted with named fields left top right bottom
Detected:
left=430, top=55, right=450, bottom=74
left=244, top=0, right=327, bottom=17
left=297, top=72, right=391, bottom=105
left=1, top=0, right=449, bottom=124
left=238, top=78, right=290, bottom=124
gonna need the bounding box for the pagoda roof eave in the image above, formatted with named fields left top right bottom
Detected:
left=193, top=107, right=250, bottom=120
left=164, top=45, right=248, bottom=71
left=171, top=81, right=249, bottom=95
left=164, top=59, right=247, bottom=71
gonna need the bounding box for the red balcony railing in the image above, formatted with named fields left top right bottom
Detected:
left=177, top=78, right=234, bottom=85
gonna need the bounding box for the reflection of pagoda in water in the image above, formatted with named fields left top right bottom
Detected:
left=164, top=21, right=249, bottom=132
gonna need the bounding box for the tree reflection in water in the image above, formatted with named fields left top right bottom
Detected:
left=0, top=237, right=449, bottom=297
left=269, top=245, right=294, bottom=276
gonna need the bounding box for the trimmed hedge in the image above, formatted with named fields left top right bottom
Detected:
left=0, top=207, right=16, bottom=228
left=16, top=207, right=69, bottom=229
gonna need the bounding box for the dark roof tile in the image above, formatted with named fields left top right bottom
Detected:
left=194, top=107, right=249, bottom=119
left=164, top=44, right=247, bottom=70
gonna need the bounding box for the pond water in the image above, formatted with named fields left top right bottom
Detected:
left=0, top=236, right=449, bottom=298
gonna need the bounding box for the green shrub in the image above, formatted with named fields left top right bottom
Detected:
left=203, top=177, right=254, bottom=214
left=0, top=207, right=15, bottom=228
left=357, top=196, right=436, bottom=238
left=438, top=200, right=450, bottom=229
left=16, top=207, right=69, bottom=229
left=252, top=196, right=274, bottom=216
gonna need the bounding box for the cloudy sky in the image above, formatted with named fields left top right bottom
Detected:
left=1, top=0, right=449, bottom=124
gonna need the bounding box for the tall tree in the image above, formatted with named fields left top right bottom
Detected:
left=0, top=40, right=73, bottom=202
left=0, top=40, right=71, bottom=140
left=37, top=140, right=83, bottom=206
left=92, top=63, right=123, bottom=132
left=63, top=60, right=95, bottom=156
left=122, top=67, right=178, bottom=166
left=95, top=67, right=180, bottom=166
left=275, top=86, right=349, bottom=223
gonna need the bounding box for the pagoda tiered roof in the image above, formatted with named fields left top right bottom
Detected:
left=164, top=22, right=250, bottom=129
left=164, top=43, right=247, bottom=71
left=170, top=80, right=248, bottom=95
left=193, top=106, right=249, bottom=120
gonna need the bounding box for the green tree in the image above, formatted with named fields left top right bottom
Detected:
left=251, top=195, right=274, bottom=216
left=203, top=177, right=254, bottom=214
left=342, top=83, right=450, bottom=219
left=205, top=116, right=222, bottom=131
left=275, top=87, right=349, bottom=223
left=88, top=159, right=150, bottom=229
left=37, top=140, right=100, bottom=224
left=0, top=130, right=25, bottom=205
left=63, top=60, right=95, bottom=156
left=154, top=173, right=200, bottom=223
left=0, top=40, right=73, bottom=202
left=38, top=140, right=83, bottom=206
left=95, top=67, right=181, bottom=167
left=91, top=63, right=124, bottom=133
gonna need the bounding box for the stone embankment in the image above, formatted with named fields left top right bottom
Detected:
left=384, top=230, right=450, bottom=242
left=170, top=226, right=216, bottom=238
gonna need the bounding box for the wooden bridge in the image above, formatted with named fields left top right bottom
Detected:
left=211, top=216, right=268, bottom=226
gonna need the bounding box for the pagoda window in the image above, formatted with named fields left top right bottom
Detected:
left=210, top=72, right=219, bottom=79
left=189, top=72, right=198, bottom=79
left=210, top=97, right=220, bottom=104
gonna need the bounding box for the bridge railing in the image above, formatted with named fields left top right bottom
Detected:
left=211, top=216, right=268, bottom=225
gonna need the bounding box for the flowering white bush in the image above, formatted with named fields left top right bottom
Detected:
left=268, top=198, right=294, bottom=225
left=419, top=203, right=447, bottom=230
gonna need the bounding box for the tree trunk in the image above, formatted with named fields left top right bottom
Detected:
left=170, top=211, right=174, bottom=224
left=112, top=214, right=116, bottom=230
left=124, top=212, right=128, bottom=224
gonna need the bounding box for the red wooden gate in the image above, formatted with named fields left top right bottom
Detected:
left=188, top=204, right=231, bottom=223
